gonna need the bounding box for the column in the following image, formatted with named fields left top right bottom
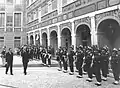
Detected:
left=90, top=15, right=98, bottom=46
left=57, top=0, right=62, bottom=15
left=57, top=24, right=61, bottom=48
left=33, top=32, right=36, bottom=45
left=28, top=34, right=30, bottom=45
left=71, top=21, right=76, bottom=51
left=47, top=28, right=50, bottom=47
left=39, top=29, right=42, bottom=46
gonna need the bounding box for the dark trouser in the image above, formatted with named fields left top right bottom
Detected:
left=112, top=63, right=120, bottom=81
left=48, top=59, right=51, bottom=65
left=101, top=61, right=108, bottom=78
left=69, top=60, right=74, bottom=72
left=94, top=62, right=102, bottom=82
left=6, top=63, right=13, bottom=74
left=78, top=60, right=83, bottom=76
left=23, top=62, right=28, bottom=74
left=87, top=63, right=93, bottom=79
left=58, top=60, right=62, bottom=69
left=75, top=62, right=79, bottom=70
left=63, top=58, right=68, bottom=70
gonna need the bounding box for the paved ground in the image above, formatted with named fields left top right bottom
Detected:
left=0, top=56, right=119, bottom=88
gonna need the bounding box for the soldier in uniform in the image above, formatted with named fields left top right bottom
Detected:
left=47, top=46, right=52, bottom=67
left=62, top=47, right=68, bottom=73
left=93, top=47, right=102, bottom=86
left=68, top=46, right=75, bottom=75
left=111, top=48, right=120, bottom=85
left=76, top=46, right=84, bottom=78
left=85, top=48, right=94, bottom=82
left=100, top=47, right=110, bottom=81
left=1, top=46, right=6, bottom=66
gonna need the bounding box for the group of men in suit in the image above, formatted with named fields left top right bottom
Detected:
left=1, top=45, right=29, bottom=75
left=56, top=45, right=120, bottom=86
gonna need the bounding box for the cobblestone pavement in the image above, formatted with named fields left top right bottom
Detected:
left=0, top=56, right=119, bottom=88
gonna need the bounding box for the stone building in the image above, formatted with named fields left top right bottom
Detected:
left=26, top=0, right=120, bottom=52
left=0, top=0, right=27, bottom=51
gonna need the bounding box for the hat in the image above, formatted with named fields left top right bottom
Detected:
left=113, top=48, right=118, bottom=51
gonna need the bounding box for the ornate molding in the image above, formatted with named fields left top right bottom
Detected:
left=60, top=22, right=72, bottom=32
left=95, top=9, right=120, bottom=25
left=74, top=17, right=91, bottom=29
left=49, top=26, right=58, bottom=34
left=41, top=28, right=47, bottom=34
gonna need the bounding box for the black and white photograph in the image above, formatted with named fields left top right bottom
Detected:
left=0, top=0, right=120, bottom=88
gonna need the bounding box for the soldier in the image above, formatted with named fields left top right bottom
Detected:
left=56, top=47, right=63, bottom=71
left=1, top=46, right=6, bottom=66
left=111, top=48, right=120, bottom=85
left=62, top=47, right=68, bottom=73
left=47, top=46, right=52, bottom=67
left=100, top=47, right=109, bottom=81
left=5, top=48, right=13, bottom=75
left=68, top=46, right=75, bottom=75
left=93, top=47, right=102, bottom=86
left=76, top=46, right=84, bottom=78
left=21, top=46, right=29, bottom=75
left=85, top=50, right=94, bottom=82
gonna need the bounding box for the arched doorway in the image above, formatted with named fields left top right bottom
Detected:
left=30, top=35, right=34, bottom=45
left=97, top=19, right=120, bottom=49
left=35, top=34, right=40, bottom=46
left=50, top=31, right=58, bottom=56
left=61, top=28, right=71, bottom=51
left=42, top=33, right=48, bottom=48
left=76, top=24, right=91, bottom=47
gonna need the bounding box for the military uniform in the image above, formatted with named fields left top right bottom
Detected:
left=111, top=48, right=120, bottom=85
left=68, top=47, right=75, bottom=75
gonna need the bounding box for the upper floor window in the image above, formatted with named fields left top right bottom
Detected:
left=15, top=0, right=22, bottom=5
left=52, top=0, right=57, bottom=11
left=0, top=13, right=5, bottom=27
left=7, top=0, right=13, bottom=4
left=14, top=13, right=21, bottom=27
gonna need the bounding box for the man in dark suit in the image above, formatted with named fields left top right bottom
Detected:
left=5, top=48, right=13, bottom=75
left=21, top=46, right=29, bottom=75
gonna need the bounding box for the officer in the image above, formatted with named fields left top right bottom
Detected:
left=5, top=48, right=13, bottom=75
left=62, top=47, right=68, bottom=73
left=76, top=46, right=84, bottom=78
left=111, top=48, right=120, bottom=85
left=68, top=46, right=75, bottom=75
left=21, top=46, right=29, bottom=75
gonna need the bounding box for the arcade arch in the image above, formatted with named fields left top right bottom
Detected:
left=76, top=24, right=91, bottom=47
left=97, top=19, right=120, bottom=49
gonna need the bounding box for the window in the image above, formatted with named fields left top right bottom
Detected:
left=0, top=0, right=5, bottom=4
left=62, top=0, right=67, bottom=6
left=41, top=4, right=48, bottom=16
left=26, top=0, right=29, bottom=6
left=7, top=0, right=13, bottom=4
left=52, top=0, right=57, bottom=10
left=6, top=13, right=13, bottom=27
left=14, top=37, right=21, bottom=48
left=14, top=40, right=21, bottom=48
left=15, top=0, right=22, bottom=5
left=14, top=13, right=21, bottom=27
left=0, top=13, right=5, bottom=27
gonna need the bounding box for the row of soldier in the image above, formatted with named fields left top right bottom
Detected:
left=56, top=45, right=120, bottom=86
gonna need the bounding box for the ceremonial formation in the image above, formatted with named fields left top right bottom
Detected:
left=56, top=45, right=120, bottom=86
left=1, top=44, right=120, bottom=86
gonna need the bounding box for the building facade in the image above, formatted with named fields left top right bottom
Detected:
left=0, top=0, right=27, bottom=51
left=26, top=0, right=120, bottom=52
